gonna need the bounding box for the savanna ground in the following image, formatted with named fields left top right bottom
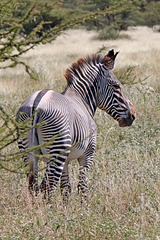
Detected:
left=0, top=26, right=160, bottom=239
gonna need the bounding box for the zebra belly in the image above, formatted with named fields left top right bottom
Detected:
left=67, top=137, right=89, bottom=162
left=67, top=146, right=85, bottom=162
left=38, top=144, right=85, bottom=163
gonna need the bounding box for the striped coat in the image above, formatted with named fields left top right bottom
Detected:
left=17, top=49, right=135, bottom=201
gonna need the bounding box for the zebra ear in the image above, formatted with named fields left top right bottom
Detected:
left=107, top=49, right=114, bottom=57
left=104, top=49, right=119, bottom=69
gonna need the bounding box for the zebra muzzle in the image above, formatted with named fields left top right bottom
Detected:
left=119, top=113, right=135, bottom=127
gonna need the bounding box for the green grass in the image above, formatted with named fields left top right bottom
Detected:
left=0, top=27, right=160, bottom=239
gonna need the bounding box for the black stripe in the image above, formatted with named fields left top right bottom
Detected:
left=32, top=89, right=50, bottom=113
left=32, top=89, right=50, bottom=146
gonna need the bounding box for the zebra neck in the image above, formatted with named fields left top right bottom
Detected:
left=64, top=84, right=98, bottom=117
left=63, top=60, right=106, bottom=116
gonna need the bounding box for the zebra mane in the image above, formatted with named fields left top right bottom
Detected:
left=64, top=54, right=102, bottom=84
left=64, top=50, right=118, bottom=85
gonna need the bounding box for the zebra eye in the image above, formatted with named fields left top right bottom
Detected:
left=115, top=84, right=120, bottom=89
left=112, top=82, right=120, bottom=89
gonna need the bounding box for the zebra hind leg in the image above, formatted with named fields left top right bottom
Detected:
left=60, top=163, right=71, bottom=205
left=40, top=150, right=71, bottom=202
left=39, top=130, right=72, bottom=202
left=27, top=154, right=39, bottom=197
left=40, top=164, right=69, bottom=202
left=40, top=170, right=51, bottom=200
left=18, top=138, right=39, bottom=197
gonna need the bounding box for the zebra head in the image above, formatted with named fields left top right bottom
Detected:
left=98, top=49, right=136, bottom=127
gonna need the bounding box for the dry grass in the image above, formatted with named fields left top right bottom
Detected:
left=0, top=26, right=160, bottom=239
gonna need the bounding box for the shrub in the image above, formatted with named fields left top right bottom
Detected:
left=96, top=25, right=130, bottom=40
left=96, top=25, right=119, bottom=40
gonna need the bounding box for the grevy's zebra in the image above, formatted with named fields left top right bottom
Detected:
left=17, top=50, right=135, bottom=201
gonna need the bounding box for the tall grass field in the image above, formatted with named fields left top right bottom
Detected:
left=0, top=26, right=160, bottom=239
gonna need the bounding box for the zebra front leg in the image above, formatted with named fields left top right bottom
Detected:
left=77, top=139, right=96, bottom=202
left=77, top=165, right=89, bottom=201
left=60, top=162, right=71, bottom=205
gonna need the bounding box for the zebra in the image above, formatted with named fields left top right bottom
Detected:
left=16, top=49, right=135, bottom=201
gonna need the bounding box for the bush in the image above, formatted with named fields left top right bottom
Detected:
left=96, top=25, right=119, bottom=40
left=96, top=25, right=130, bottom=40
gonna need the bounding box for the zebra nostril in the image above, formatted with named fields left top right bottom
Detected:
left=131, top=114, right=135, bottom=121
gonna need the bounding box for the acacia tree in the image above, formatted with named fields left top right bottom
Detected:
left=0, top=0, right=130, bottom=77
